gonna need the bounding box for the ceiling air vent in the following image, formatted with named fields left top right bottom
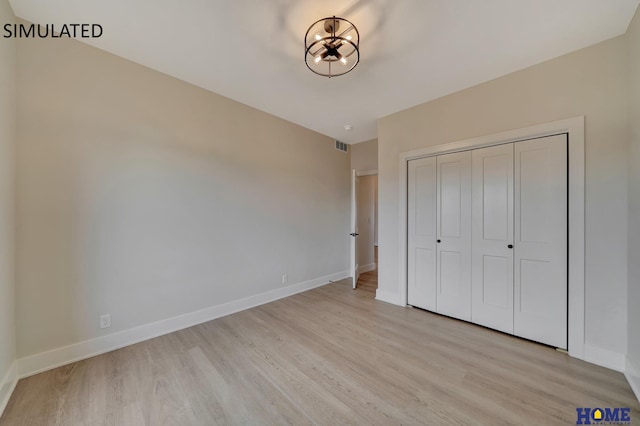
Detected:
left=335, top=141, right=348, bottom=153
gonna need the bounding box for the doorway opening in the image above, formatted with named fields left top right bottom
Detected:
left=352, top=170, right=378, bottom=292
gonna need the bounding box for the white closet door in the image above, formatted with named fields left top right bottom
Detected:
left=471, top=144, right=514, bottom=334
left=408, top=157, right=437, bottom=310
left=436, top=151, right=472, bottom=321
left=514, top=135, right=568, bottom=348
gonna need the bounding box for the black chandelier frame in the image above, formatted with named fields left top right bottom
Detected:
left=304, top=16, right=360, bottom=78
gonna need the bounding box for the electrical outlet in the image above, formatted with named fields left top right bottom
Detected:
left=99, top=314, right=111, bottom=329
left=282, top=274, right=288, bottom=284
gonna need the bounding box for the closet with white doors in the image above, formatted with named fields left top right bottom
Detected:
left=407, top=134, right=568, bottom=349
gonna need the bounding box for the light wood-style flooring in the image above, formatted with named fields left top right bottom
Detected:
left=2, top=267, right=638, bottom=425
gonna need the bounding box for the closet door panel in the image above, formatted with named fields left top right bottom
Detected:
left=481, top=255, right=511, bottom=308
left=436, top=151, right=472, bottom=321
left=471, top=144, right=514, bottom=334
left=408, top=157, right=437, bottom=310
left=514, top=135, right=568, bottom=349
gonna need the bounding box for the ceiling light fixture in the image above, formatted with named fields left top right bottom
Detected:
left=305, top=16, right=359, bottom=78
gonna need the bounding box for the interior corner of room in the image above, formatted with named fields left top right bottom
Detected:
left=0, top=0, right=639, bottom=422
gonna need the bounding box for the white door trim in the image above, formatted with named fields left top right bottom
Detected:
left=395, top=116, right=585, bottom=360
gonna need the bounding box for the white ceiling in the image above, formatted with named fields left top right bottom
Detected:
left=9, top=0, right=640, bottom=144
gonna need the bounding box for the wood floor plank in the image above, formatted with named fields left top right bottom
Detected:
left=1, top=268, right=638, bottom=425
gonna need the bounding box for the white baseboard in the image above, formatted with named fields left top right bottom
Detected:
left=16, top=270, right=349, bottom=381
left=358, top=263, right=376, bottom=274
left=626, top=356, right=640, bottom=403
left=0, top=361, right=18, bottom=418
left=583, top=344, right=626, bottom=372
left=375, top=289, right=405, bottom=306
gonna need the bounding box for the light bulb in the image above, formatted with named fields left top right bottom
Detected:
left=346, top=35, right=352, bottom=40
left=314, top=33, right=322, bottom=41
left=340, top=57, right=348, bottom=65
left=314, top=56, right=322, bottom=64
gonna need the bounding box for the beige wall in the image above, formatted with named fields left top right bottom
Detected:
left=627, top=7, right=640, bottom=375
left=378, top=36, right=629, bottom=357
left=357, top=175, right=376, bottom=270
left=0, top=0, right=17, bottom=406
left=16, top=32, right=350, bottom=357
left=350, top=139, right=378, bottom=172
